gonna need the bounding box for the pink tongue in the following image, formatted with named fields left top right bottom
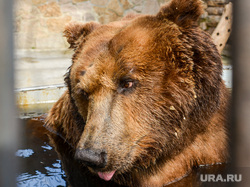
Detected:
left=97, top=170, right=116, bottom=181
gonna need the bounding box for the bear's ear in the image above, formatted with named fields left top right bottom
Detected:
left=64, top=21, right=100, bottom=49
left=156, top=0, right=203, bottom=27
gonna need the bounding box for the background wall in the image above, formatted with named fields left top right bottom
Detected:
left=14, top=0, right=230, bottom=50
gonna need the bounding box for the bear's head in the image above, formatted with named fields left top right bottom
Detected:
left=46, top=0, right=227, bottom=185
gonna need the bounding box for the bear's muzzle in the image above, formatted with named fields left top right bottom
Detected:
left=74, top=148, right=107, bottom=169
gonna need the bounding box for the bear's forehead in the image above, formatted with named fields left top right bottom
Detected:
left=71, top=16, right=179, bottom=90
left=76, top=20, right=153, bottom=64
left=109, top=25, right=152, bottom=54
left=72, top=23, right=150, bottom=71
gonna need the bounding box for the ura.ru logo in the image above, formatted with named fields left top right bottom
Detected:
left=200, top=174, right=242, bottom=182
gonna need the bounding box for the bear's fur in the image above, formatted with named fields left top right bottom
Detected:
left=45, top=0, right=229, bottom=186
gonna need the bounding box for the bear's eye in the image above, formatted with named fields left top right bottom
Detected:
left=118, top=78, right=137, bottom=94
left=123, top=81, right=133, bottom=89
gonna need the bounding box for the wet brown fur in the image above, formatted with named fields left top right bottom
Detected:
left=45, top=0, right=229, bottom=186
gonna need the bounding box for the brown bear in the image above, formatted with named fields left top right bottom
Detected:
left=45, top=0, right=229, bottom=186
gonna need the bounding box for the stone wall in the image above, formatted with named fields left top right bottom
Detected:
left=200, top=0, right=230, bottom=34
left=14, top=0, right=230, bottom=50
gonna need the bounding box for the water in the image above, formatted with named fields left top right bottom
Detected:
left=16, top=118, right=67, bottom=187
left=16, top=118, right=230, bottom=187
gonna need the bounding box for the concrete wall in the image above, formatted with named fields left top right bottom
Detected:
left=14, top=0, right=230, bottom=50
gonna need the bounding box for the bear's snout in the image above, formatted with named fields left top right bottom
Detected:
left=74, top=148, right=107, bottom=169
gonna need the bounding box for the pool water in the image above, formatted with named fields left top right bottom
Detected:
left=16, top=118, right=67, bottom=187
left=16, top=118, right=230, bottom=187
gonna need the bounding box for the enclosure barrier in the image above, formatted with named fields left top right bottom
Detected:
left=0, top=0, right=19, bottom=186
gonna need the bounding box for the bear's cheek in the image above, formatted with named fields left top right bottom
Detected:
left=105, top=106, right=152, bottom=166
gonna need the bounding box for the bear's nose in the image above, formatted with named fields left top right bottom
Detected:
left=74, top=148, right=107, bottom=169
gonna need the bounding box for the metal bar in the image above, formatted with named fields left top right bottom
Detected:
left=232, top=0, right=250, bottom=186
left=15, top=83, right=65, bottom=92
left=0, top=0, right=18, bottom=186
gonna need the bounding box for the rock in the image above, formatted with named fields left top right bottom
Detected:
left=72, top=0, right=88, bottom=3
left=47, top=16, right=72, bottom=33
left=93, top=6, right=122, bottom=24
left=142, top=0, right=160, bottom=15
left=120, top=0, right=133, bottom=10
left=107, top=0, right=124, bottom=16
left=207, top=15, right=221, bottom=27
left=130, top=0, right=143, bottom=6
left=77, top=1, right=93, bottom=12
left=15, top=1, right=33, bottom=20
left=206, top=7, right=224, bottom=15
left=38, top=2, right=62, bottom=17
left=32, top=0, right=46, bottom=5
left=207, top=0, right=227, bottom=7
left=58, top=0, right=72, bottom=4
left=61, top=4, right=78, bottom=14
left=200, top=22, right=207, bottom=30
left=90, top=0, right=109, bottom=6
left=84, top=12, right=96, bottom=22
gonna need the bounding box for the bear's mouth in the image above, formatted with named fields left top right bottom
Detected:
left=97, top=170, right=116, bottom=181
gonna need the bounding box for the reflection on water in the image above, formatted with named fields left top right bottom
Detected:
left=17, top=164, right=65, bottom=187
left=16, top=118, right=67, bottom=187
left=16, top=149, right=34, bottom=158
left=16, top=118, right=230, bottom=187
